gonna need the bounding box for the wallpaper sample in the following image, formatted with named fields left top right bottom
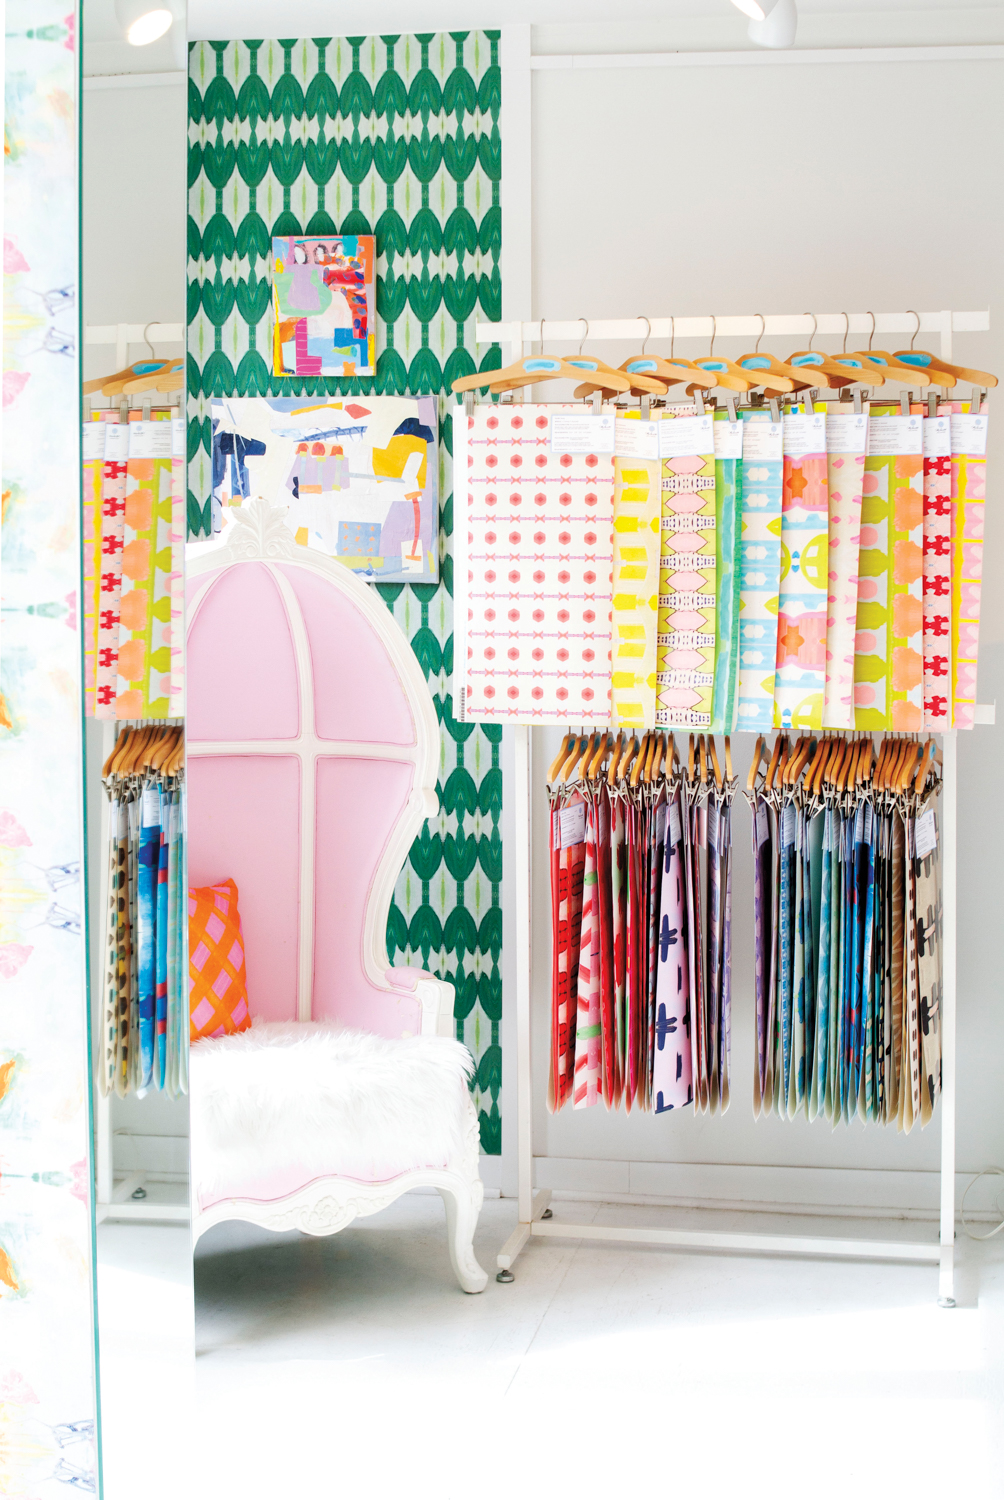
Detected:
left=188, top=32, right=504, bottom=1149
left=774, top=412, right=828, bottom=730
left=736, top=413, right=784, bottom=731
left=1, top=4, right=101, bottom=1493
left=655, top=407, right=717, bottom=729
left=611, top=446, right=661, bottom=729
left=456, top=404, right=615, bottom=724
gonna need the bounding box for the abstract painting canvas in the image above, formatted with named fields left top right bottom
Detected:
left=272, top=234, right=376, bottom=378
left=210, top=395, right=439, bottom=583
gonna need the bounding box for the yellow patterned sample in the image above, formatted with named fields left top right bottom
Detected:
left=611, top=455, right=661, bottom=726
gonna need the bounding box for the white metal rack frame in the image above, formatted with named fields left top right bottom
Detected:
left=86, top=321, right=190, bottom=1225
left=475, top=310, right=994, bottom=1306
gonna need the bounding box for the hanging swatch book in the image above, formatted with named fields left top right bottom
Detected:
left=454, top=403, right=616, bottom=723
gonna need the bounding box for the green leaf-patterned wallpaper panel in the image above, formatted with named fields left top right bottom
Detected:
left=187, top=33, right=504, bottom=1152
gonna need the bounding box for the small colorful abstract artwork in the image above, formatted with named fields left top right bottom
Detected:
left=271, top=235, right=376, bottom=378
left=210, top=395, right=439, bottom=583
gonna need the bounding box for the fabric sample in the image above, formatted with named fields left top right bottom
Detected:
left=655, top=407, right=717, bottom=729
left=611, top=449, right=661, bottom=727
left=887, top=457, right=925, bottom=734
left=946, top=399, right=988, bottom=729
left=170, top=414, right=186, bottom=717
left=737, top=414, right=784, bottom=731
left=82, top=416, right=107, bottom=716
left=822, top=442, right=865, bottom=730
left=189, top=877, right=252, bottom=1042
left=711, top=413, right=742, bottom=733
left=574, top=800, right=602, bottom=1108
left=460, top=404, right=615, bottom=723
left=916, top=414, right=953, bottom=730
left=95, top=419, right=129, bottom=719
left=116, top=411, right=174, bottom=719
left=774, top=413, right=828, bottom=729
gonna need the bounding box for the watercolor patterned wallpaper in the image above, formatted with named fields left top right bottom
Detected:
left=1, top=5, right=101, bottom=1495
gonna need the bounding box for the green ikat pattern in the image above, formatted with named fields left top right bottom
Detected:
left=188, top=33, right=503, bottom=1151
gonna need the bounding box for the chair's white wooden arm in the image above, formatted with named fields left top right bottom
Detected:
left=384, top=968, right=456, bottom=1037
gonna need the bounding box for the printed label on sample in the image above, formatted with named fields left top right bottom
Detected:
left=550, top=412, right=615, bottom=455
left=826, top=411, right=868, bottom=454
left=83, top=422, right=107, bottom=461
left=950, top=412, right=988, bottom=456
left=866, top=414, right=923, bottom=456
left=558, top=802, right=587, bottom=848
left=783, top=411, right=827, bottom=457
left=923, top=415, right=951, bottom=458
left=915, top=808, right=938, bottom=859
left=742, top=418, right=784, bottom=462
left=713, top=419, right=743, bottom=459
left=659, top=413, right=714, bottom=459
left=614, top=417, right=660, bottom=460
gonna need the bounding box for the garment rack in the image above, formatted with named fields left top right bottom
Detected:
left=85, top=323, right=190, bottom=1224
left=475, top=309, right=994, bottom=1306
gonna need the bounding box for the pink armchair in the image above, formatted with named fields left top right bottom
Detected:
left=185, top=500, right=487, bottom=1293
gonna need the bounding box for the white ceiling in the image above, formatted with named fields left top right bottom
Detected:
left=83, top=1, right=1004, bottom=75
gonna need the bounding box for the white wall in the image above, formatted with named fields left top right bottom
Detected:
left=522, top=46, right=1004, bottom=1210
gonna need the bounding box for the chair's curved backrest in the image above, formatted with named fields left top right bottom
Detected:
left=186, top=502, right=439, bottom=1039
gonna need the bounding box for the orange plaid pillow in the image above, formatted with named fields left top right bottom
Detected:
left=189, top=878, right=251, bottom=1042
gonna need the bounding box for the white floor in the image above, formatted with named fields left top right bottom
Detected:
left=99, top=1197, right=1004, bottom=1499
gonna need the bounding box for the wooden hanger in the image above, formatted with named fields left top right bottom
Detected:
left=644, top=731, right=663, bottom=783
left=707, top=734, right=723, bottom=792
left=618, top=734, right=640, bottom=783
left=607, top=731, right=624, bottom=787
left=453, top=355, right=589, bottom=396
left=746, top=734, right=766, bottom=793
left=121, top=358, right=185, bottom=395
left=723, top=736, right=733, bottom=784
left=893, top=348, right=997, bottom=390
left=548, top=732, right=576, bottom=782
left=567, top=356, right=643, bottom=399
left=786, top=351, right=879, bottom=389
left=691, top=356, right=763, bottom=393
left=587, top=733, right=612, bottom=781
left=913, top=738, right=934, bottom=795
left=103, top=726, right=129, bottom=778
left=562, top=733, right=593, bottom=783
left=764, top=734, right=784, bottom=792
left=631, top=732, right=651, bottom=789
left=698, top=734, right=709, bottom=787
left=852, top=351, right=932, bottom=387
left=83, top=357, right=176, bottom=397
left=736, top=353, right=808, bottom=394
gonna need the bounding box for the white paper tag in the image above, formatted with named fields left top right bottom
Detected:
left=742, top=418, right=783, bottom=462
left=826, top=411, right=868, bottom=454
left=783, top=411, right=826, bottom=458
left=83, top=422, right=107, bottom=461
left=655, top=803, right=667, bottom=844
left=142, top=787, right=161, bottom=825
left=950, top=412, right=988, bottom=457
left=659, top=412, right=714, bottom=459
left=867, top=414, right=923, bottom=456
left=172, top=416, right=186, bottom=459
left=923, top=414, right=951, bottom=458
left=915, top=807, right=938, bottom=859
left=559, top=802, right=586, bottom=848
left=713, top=418, right=743, bottom=460
left=149, top=420, right=173, bottom=459
left=669, top=799, right=682, bottom=849
left=105, top=422, right=129, bottom=462
left=550, top=412, right=615, bottom=456
left=128, top=421, right=151, bottom=460
left=614, top=417, right=660, bottom=460
left=707, top=801, right=719, bottom=855
left=756, top=800, right=769, bottom=849
left=781, top=804, right=796, bottom=848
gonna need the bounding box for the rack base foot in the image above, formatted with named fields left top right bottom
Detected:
left=938, top=1296, right=957, bottom=1309
left=496, top=1268, right=515, bottom=1283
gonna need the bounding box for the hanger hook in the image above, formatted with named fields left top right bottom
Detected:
left=639, top=315, right=651, bottom=356
left=841, top=312, right=849, bottom=354
left=908, top=309, right=921, bottom=349
left=754, top=314, right=765, bottom=354
left=578, top=318, right=588, bottom=357
left=867, top=311, right=876, bottom=351
left=708, top=314, right=717, bottom=360
left=670, top=315, right=675, bottom=361
left=142, top=321, right=157, bottom=361
left=805, top=312, right=817, bottom=352
left=539, top=318, right=548, bottom=357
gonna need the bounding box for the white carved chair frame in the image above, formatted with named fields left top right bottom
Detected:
left=186, top=500, right=487, bottom=1294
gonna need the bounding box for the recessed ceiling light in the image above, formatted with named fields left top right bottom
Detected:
left=747, top=0, right=797, bottom=48
left=730, top=0, right=768, bottom=19
left=115, top=0, right=173, bottom=46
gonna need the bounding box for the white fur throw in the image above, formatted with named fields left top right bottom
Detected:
left=190, top=1021, right=476, bottom=1210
